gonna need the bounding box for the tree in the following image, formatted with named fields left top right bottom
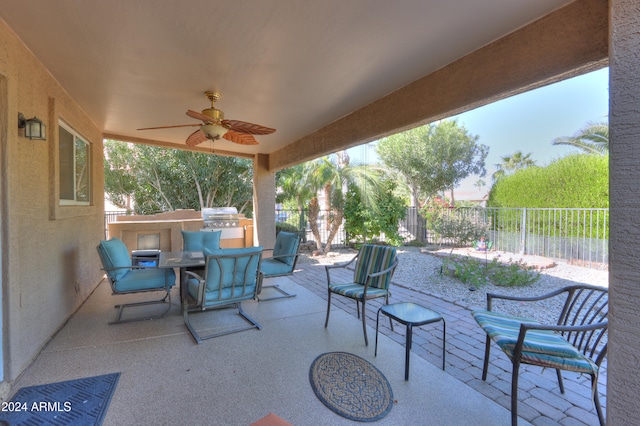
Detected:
left=343, top=177, right=407, bottom=246
left=104, top=140, right=253, bottom=214
left=492, top=151, right=536, bottom=181
left=552, top=121, right=609, bottom=155
left=309, top=153, right=385, bottom=253
left=376, top=120, right=488, bottom=206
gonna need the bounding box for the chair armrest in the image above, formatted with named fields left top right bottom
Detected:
left=267, top=253, right=300, bottom=263
left=361, top=258, right=398, bottom=296
left=366, top=258, right=398, bottom=280
left=184, top=270, right=204, bottom=281
left=520, top=319, right=608, bottom=334
left=183, top=270, right=206, bottom=304
left=101, top=265, right=158, bottom=272
left=324, top=254, right=358, bottom=284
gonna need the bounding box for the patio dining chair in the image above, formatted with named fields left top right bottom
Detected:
left=97, top=238, right=175, bottom=324
left=257, top=231, right=301, bottom=301
left=324, top=244, right=398, bottom=346
left=183, top=246, right=263, bottom=344
left=472, top=284, right=608, bottom=426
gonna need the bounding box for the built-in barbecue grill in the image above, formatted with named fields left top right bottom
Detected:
left=201, top=207, right=245, bottom=239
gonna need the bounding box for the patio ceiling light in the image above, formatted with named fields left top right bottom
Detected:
left=200, top=123, right=228, bottom=140
left=18, top=113, right=46, bottom=140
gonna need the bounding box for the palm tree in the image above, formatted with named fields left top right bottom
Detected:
left=302, top=152, right=384, bottom=254
left=276, top=163, right=314, bottom=233
left=492, top=151, right=536, bottom=181
left=552, top=121, right=609, bottom=155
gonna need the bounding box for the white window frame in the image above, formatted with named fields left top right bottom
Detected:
left=59, top=120, right=91, bottom=206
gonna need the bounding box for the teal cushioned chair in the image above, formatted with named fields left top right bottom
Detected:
left=471, top=285, right=608, bottom=426
left=183, top=246, right=263, bottom=344
left=181, top=230, right=222, bottom=251
left=257, top=231, right=301, bottom=301
left=97, top=238, right=175, bottom=324
left=181, top=230, right=222, bottom=277
left=324, top=244, right=398, bottom=346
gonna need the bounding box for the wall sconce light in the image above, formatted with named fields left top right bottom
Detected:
left=18, top=113, right=46, bottom=140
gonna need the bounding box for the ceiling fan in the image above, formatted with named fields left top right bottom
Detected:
left=138, top=91, right=275, bottom=147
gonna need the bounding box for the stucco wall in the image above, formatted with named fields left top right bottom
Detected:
left=0, top=20, right=104, bottom=381
left=609, top=1, right=640, bottom=424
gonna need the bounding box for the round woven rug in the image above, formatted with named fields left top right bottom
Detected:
left=309, top=352, right=393, bottom=422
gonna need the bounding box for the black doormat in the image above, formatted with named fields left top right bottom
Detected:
left=309, top=352, right=393, bottom=422
left=0, top=372, right=120, bottom=425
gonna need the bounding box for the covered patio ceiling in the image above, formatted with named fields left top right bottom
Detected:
left=1, top=0, right=586, bottom=168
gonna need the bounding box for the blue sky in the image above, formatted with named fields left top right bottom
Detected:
left=348, top=67, right=609, bottom=196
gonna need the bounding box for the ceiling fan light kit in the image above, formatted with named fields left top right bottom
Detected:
left=138, top=90, right=275, bottom=148
left=201, top=123, right=228, bottom=140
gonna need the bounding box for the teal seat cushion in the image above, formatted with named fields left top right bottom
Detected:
left=472, top=309, right=597, bottom=375
left=182, top=230, right=222, bottom=252
left=99, top=238, right=132, bottom=281
left=261, top=258, right=293, bottom=277
left=328, top=282, right=389, bottom=299
left=113, top=268, right=175, bottom=292
left=272, top=232, right=299, bottom=266
left=353, top=245, right=397, bottom=290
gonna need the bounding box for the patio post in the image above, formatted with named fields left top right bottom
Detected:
left=253, top=154, right=276, bottom=249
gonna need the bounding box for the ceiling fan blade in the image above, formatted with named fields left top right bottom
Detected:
left=186, top=129, right=207, bottom=147
left=222, top=119, right=275, bottom=135
left=186, top=109, right=214, bottom=123
left=138, top=123, right=200, bottom=130
left=223, top=130, right=259, bottom=145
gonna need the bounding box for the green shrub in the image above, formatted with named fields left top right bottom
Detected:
left=488, top=154, right=608, bottom=208
left=442, top=255, right=540, bottom=287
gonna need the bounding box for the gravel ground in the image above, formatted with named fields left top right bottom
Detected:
left=299, top=245, right=608, bottom=324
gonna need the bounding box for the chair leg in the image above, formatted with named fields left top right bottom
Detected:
left=555, top=369, right=565, bottom=394
left=361, top=299, right=368, bottom=346
left=324, top=290, right=332, bottom=328
left=511, top=358, right=521, bottom=426
left=481, top=335, right=491, bottom=381
left=592, top=373, right=605, bottom=426
left=110, top=290, right=172, bottom=325
left=184, top=302, right=261, bottom=344
left=387, top=298, right=394, bottom=332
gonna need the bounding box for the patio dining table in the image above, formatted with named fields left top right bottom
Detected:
left=158, top=251, right=206, bottom=306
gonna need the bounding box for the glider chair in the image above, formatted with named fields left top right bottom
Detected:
left=183, top=246, right=263, bottom=344
left=97, top=238, right=175, bottom=325
left=325, top=244, right=398, bottom=346
left=257, top=231, right=301, bottom=301
left=472, top=285, right=608, bottom=426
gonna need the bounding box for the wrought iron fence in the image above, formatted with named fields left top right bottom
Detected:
left=105, top=207, right=609, bottom=268
left=274, top=206, right=609, bottom=269
left=104, top=211, right=131, bottom=238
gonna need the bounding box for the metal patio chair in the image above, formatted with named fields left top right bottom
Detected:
left=97, top=238, right=175, bottom=324
left=257, top=231, right=301, bottom=301
left=472, top=284, right=608, bottom=426
left=324, top=244, right=398, bottom=346
left=183, top=246, right=263, bottom=344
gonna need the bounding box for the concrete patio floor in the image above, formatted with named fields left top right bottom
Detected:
left=290, top=255, right=607, bottom=426
left=8, top=254, right=604, bottom=425
left=9, top=269, right=525, bottom=426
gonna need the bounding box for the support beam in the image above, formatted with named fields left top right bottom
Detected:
left=269, top=0, right=608, bottom=171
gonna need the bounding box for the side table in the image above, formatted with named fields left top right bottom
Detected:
left=375, top=302, right=446, bottom=380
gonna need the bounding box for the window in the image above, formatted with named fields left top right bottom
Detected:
left=59, top=121, right=90, bottom=205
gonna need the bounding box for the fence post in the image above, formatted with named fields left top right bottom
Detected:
left=519, top=208, right=527, bottom=255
